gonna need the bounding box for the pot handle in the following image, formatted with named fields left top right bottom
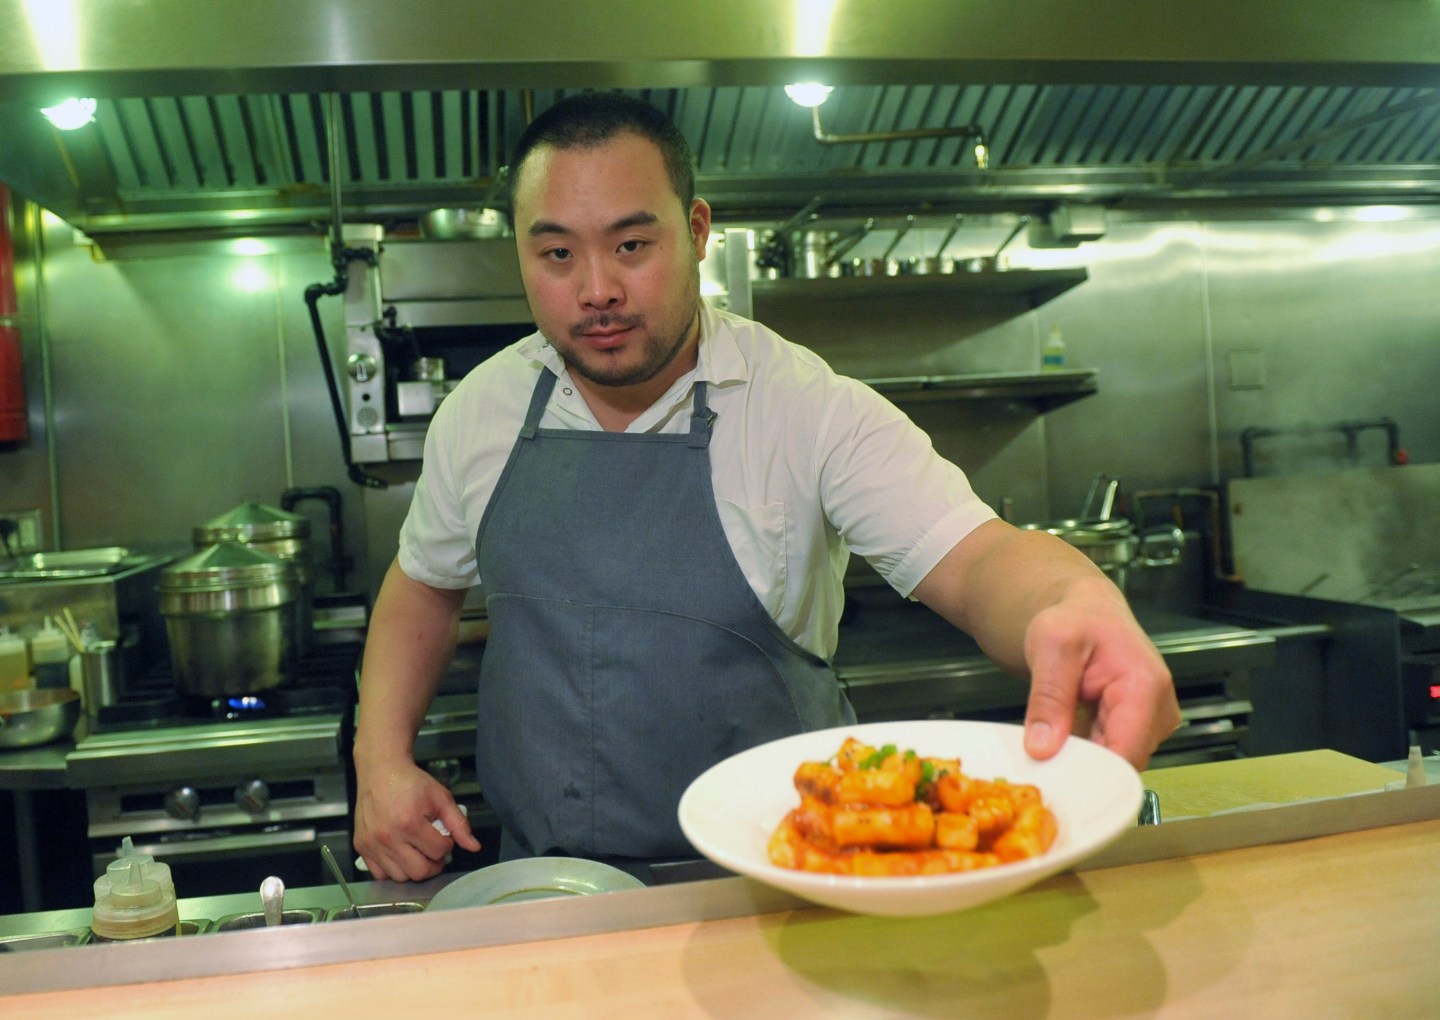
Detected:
left=1137, top=526, right=1185, bottom=568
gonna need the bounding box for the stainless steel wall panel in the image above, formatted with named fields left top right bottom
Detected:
left=1205, top=218, right=1440, bottom=480
left=1035, top=221, right=1216, bottom=514
left=35, top=221, right=366, bottom=586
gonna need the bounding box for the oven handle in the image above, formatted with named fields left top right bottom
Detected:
left=128, top=828, right=327, bottom=860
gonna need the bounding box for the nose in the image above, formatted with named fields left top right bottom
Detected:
left=578, top=255, right=623, bottom=311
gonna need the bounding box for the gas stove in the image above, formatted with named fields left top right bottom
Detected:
left=68, top=641, right=360, bottom=785
left=69, top=640, right=364, bottom=897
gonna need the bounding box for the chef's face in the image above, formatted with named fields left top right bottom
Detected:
left=511, top=131, right=711, bottom=392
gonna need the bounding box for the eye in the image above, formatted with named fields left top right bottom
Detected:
left=542, top=246, right=572, bottom=263
left=617, top=239, right=645, bottom=254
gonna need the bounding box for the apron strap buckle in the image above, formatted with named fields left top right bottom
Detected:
left=687, top=409, right=717, bottom=448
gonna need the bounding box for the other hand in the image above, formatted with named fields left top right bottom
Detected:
left=353, top=759, right=482, bottom=881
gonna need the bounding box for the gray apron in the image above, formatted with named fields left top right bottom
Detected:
left=473, top=368, right=854, bottom=862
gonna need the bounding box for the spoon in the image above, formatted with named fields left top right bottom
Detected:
left=320, top=844, right=359, bottom=915
left=260, top=875, right=285, bottom=927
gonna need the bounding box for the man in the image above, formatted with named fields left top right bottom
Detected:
left=353, top=93, right=1179, bottom=882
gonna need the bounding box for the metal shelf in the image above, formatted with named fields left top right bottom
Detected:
left=752, top=268, right=1088, bottom=308
left=863, top=369, right=1099, bottom=413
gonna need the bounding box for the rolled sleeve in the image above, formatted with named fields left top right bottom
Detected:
left=815, top=375, right=997, bottom=597
left=397, top=399, right=482, bottom=590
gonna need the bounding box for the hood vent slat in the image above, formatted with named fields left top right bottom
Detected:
left=25, top=83, right=1440, bottom=233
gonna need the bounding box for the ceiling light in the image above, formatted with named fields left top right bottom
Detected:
left=40, top=97, right=96, bottom=130
left=784, top=82, right=834, bottom=108
left=1352, top=205, right=1409, bottom=223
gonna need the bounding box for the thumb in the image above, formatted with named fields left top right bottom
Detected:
left=436, top=802, right=482, bottom=853
left=1023, top=645, right=1082, bottom=761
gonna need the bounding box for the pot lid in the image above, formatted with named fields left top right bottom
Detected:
left=159, top=541, right=293, bottom=592
left=193, top=502, right=310, bottom=543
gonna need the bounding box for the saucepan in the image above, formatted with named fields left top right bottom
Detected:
left=795, top=218, right=874, bottom=279
left=906, top=213, right=964, bottom=275
left=0, top=689, right=81, bottom=749
left=881, top=215, right=916, bottom=276
left=1019, top=517, right=1184, bottom=592
left=960, top=216, right=1030, bottom=273
left=755, top=196, right=824, bottom=277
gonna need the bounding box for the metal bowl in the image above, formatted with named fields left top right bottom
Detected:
left=0, top=689, right=81, bottom=749
left=419, top=207, right=509, bottom=240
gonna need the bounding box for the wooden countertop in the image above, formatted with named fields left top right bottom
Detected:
left=8, top=801, right=1439, bottom=1017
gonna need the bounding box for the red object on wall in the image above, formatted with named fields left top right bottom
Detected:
left=0, top=182, right=28, bottom=442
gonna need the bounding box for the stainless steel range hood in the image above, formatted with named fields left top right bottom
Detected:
left=3, top=0, right=1440, bottom=233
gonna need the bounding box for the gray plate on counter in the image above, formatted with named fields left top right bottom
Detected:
left=425, top=858, right=645, bottom=911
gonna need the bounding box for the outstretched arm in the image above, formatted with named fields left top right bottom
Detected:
left=911, top=519, right=1180, bottom=769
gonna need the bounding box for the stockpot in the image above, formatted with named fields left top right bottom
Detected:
left=194, top=502, right=314, bottom=655
left=158, top=542, right=298, bottom=697
left=1019, top=517, right=1184, bottom=592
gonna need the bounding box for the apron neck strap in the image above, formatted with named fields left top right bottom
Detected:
left=522, top=370, right=715, bottom=444
left=688, top=381, right=716, bottom=448
left=520, top=370, right=560, bottom=439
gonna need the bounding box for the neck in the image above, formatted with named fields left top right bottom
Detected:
left=576, top=310, right=702, bottom=432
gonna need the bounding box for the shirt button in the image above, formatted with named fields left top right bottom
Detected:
left=563, top=387, right=573, bottom=396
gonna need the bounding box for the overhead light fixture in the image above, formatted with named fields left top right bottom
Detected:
left=40, top=97, right=97, bottom=130
left=784, top=82, right=834, bottom=108
left=1352, top=205, right=1410, bottom=223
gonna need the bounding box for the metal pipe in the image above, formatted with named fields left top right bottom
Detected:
left=325, top=93, right=344, bottom=256
left=812, top=107, right=989, bottom=168
left=1240, top=417, right=1402, bottom=477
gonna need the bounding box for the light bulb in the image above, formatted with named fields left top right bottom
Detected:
left=40, top=97, right=97, bottom=130
left=784, top=82, right=834, bottom=108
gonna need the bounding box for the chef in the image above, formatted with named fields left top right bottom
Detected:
left=353, top=92, right=1180, bottom=881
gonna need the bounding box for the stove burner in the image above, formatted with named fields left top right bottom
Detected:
left=93, top=641, right=361, bottom=732
left=201, top=684, right=348, bottom=721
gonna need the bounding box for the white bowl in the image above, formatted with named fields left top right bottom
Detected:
left=677, top=719, right=1141, bottom=917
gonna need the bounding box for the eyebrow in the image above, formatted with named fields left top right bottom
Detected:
left=526, top=210, right=660, bottom=239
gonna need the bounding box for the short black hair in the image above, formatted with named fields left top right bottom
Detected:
left=507, top=92, right=696, bottom=210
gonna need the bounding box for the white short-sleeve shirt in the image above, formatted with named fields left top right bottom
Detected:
left=400, top=304, right=996, bottom=660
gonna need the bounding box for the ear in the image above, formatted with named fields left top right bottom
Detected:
left=689, top=198, right=713, bottom=261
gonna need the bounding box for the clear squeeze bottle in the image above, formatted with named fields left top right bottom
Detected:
left=0, top=626, right=29, bottom=691
left=1041, top=323, right=1068, bottom=371
left=29, top=617, right=71, bottom=689
left=90, top=839, right=179, bottom=941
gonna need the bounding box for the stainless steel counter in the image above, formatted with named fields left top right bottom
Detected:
left=0, top=741, right=72, bottom=791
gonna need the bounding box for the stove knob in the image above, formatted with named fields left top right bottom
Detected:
left=346, top=353, right=377, bottom=383
left=235, top=778, right=271, bottom=813
left=164, top=786, right=201, bottom=822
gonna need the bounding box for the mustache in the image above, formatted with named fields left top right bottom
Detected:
left=571, top=313, right=644, bottom=336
